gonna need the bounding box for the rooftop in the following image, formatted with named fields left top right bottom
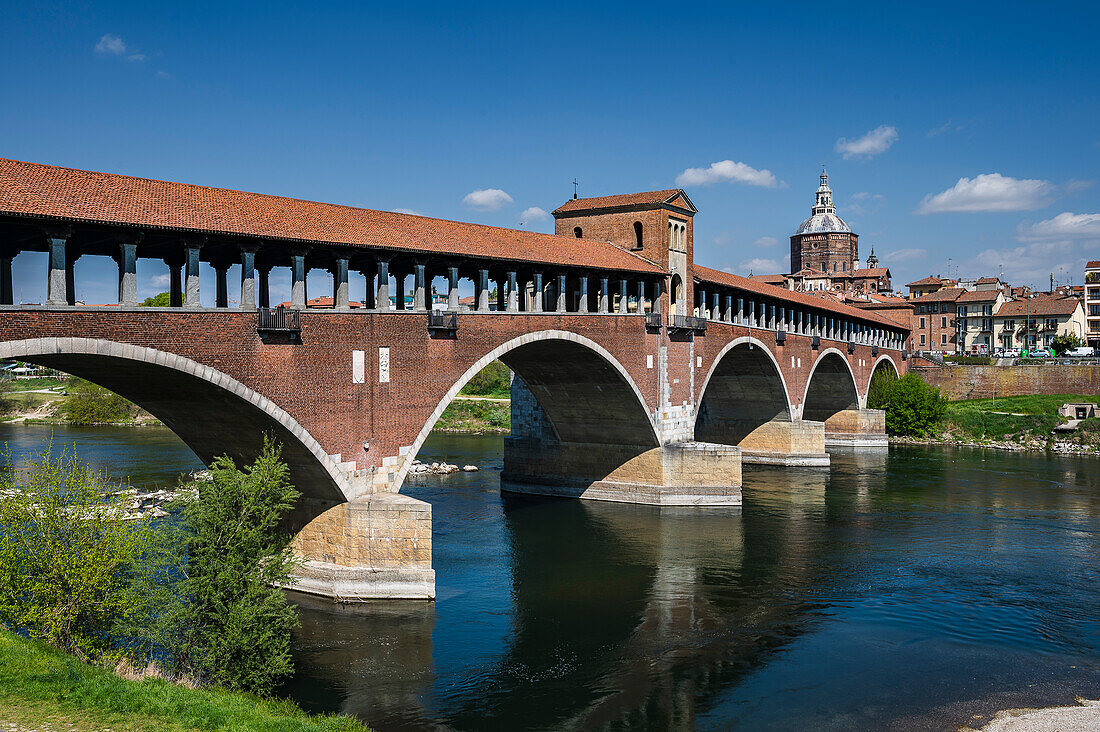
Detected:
left=552, top=189, right=695, bottom=215
left=906, top=276, right=945, bottom=288
left=996, top=298, right=1082, bottom=317
left=0, top=158, right=664, bottom=275
left=911, top=287, right=966, bottom=303
left=956, top=289, right=1002, bottom=303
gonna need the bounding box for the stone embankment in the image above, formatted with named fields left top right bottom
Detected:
left=893, top=435, right=1100, bottom=455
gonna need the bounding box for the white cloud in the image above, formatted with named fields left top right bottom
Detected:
left=882, top=247, right=927, bottom=263
left=391, top=207, right=422, bottom=216
left=851, top=191, right=883, bottom=202
left=127, top=53, right=146, bottom=62
left=151, top=273, right=170, bottom=287
left=519, top=206, right=549, bottom=224
left=917, top=173, right=1056, bottom=214
left=1015, top=212, right=1100, bottom=242
left=156, top=70, right=170, bottom=79
left=676, top=160, right=781, bottom=188
left=961, top=240, right=1092, bottom=287
left=848, top=192, right=885, bottom=215
left=753, top=236, right=779, bottom=248
left=927, top=121, right=965, bottom=138
left=463, top=188, right=513, bottom=212
left=835, top=125, right=898, bottom=159
left=95, top=34, right=127, bottom=55
left=729, top=253, right=790, bottom=275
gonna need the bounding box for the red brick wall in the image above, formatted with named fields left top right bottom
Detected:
left=914, top=363, right=1100, bottom=401
left=911, top=303, right=956, bottom=351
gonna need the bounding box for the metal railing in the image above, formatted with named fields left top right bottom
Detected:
left=670, top=315, right=706, bottom=332
left=644, top=312, right=663, bottom=329
left=427, top=310, right=458, bottom=331
left=257, top=307, right=301, bottom=333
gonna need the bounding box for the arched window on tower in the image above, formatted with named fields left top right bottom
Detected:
left=670, top=273, right=682, bottom=316
left=573, top=227, right=583, bottom=238
left=633, top=221, right=643, bottom=250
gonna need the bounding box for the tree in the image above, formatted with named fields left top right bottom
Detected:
left=461, top=360, right=512, bottom=397
left=1051, top=333, right=1082, bottom=355
left=868, top=371, right=947, bottom=437
left=0, top=445, right=156, bottom=662
left=140, top=292, right=171, bottom=307
left=62, top=378, right=135, bottom=424
left=144, top=438, right=302, bottom=695
left=0, top=377, right=12, bottom=415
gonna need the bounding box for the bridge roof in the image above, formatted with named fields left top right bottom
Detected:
left=694, top=265, right=908, bottom=331
left=0, top=158, right=663, bottom=275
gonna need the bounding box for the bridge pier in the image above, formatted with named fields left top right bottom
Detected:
left=736, top=419, right=831, bottom=467
left=286, top=494, right=436, bottom=601
left=823, top=408, right=888, bottom=448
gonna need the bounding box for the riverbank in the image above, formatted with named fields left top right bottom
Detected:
left=434, top=397, right=509, bottom=433
left=0, top=629, right=370, bottom=731
left=1, top=377, right=160, bottom=426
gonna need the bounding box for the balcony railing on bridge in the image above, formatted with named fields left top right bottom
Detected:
left=257, top=307, right=301, bottom=335
left=669, top=315, right=706, bottom=333
left=427, top=310, right=458, bottom=332
left=644, top=312, right=663, bottom=330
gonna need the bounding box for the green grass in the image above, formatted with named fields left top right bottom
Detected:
left=941, top=394, right=1100, bottom=442
left=435, top=400, right=510, bottom=432
left=3, top=377, right=68, bottom=391
left=0, top=629, right=371, bottom=731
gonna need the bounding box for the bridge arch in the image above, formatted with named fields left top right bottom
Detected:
left=694, top=336, right=793, bottom=445
left=801, top=348, right=860, bottom=421
left=0, top=338, right=349, bottom=504
left=867, top=354, right=901, bottom=394
left=395, top=330, right=659, bottom=489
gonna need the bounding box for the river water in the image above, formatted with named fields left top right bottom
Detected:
left=2, top=424, right=1099, bottom=730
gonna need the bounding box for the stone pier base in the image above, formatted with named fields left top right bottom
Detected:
left=501, top=438, right=742, bottom=505
left=737, top=419, right=830, bottom=466
left=824, top=408, right=888, bottom=448
left=286, top=493, right=435, bottom=601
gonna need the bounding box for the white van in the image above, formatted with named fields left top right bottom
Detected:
left=1067, top=346, right=1096, bottom=357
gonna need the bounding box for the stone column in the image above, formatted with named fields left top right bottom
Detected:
left=698, top=289, right=708, bottom=319
left=712, top=292, right=720, bottom=322
left=447, top=266, right=460, bottom=310
left=64, top=251, right=78, bottom=306
left=393, top=268, right=407, bottom=310
left=477, top=268, right=491, bottom=311
left=240, top=247, right=258, bottom=309
left=183, top=242, right=202, bottom=308
left=257, top=266, right=270, bottom=309
left=532, top=272, right=543, bottom=312
left=652, top=278, right=664, bottom=314
left=413, top=263, right=427, bottom=311
left=555, top=274, right=566, bottom=312
left=577, top=276, right=589, bottom=313
left=496, top=276, right=505, bottom=311
left=377, top=259, right=392, bottom=310
left=599, top=277, right=609, bottom=313
left=117, top=240, right=138, bottom=306
left=637, top=280, right=647, bottom=314
left=45, top=234, right=68, bottom=306
left=333, top=257, right=350, bottom=310
left=507, top=270, right=518, bottom=312
left=214, top=263, right=230, bottom=308
left=0, top=250, right=13, bottom=306
left=725, top=295, right=733, bottom=323
left=618, top=278, right=628, bottom=314
left=737, top=298, right=744, bottom=325
left=290, top=250, right=308, bottom=309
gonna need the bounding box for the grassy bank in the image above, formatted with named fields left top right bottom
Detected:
left=435, top=399, right=509, bottom=433
left=1, top=376, right=158, bottom=426
left=936, top=394, right=1100, bottom=449
left=0, top=629, right=369, bottom=731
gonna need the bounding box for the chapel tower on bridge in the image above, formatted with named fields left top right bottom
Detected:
left=789, top=169, right=860, bottom=276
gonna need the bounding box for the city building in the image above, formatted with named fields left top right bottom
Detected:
left=955, top=288, right=1008, bottom=353
left=1086, top=261, right=1100, bottom=348
left=993, top=296, right=1085, bottom=351
left=905, top=276, right=957, bottom=299
left=910, top=287, right=965, bottom=352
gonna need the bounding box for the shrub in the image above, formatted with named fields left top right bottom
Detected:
left=0, top=445, right=156, bottom=662
left=1051, top=333, right=1082, bottom=355
left=138, top=437, right=302, bottom=695
left=62, top=378, right=135, bottom=424
left=868, top=372, right=947, bottom=437
left=0, top=379, right=12, bottom=415
left=460, top=360, right=511, bottom=397
left=139, top=292, right=171, bottom=307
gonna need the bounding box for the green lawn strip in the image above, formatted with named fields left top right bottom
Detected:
left=3, top=377, right=68, bottom=391
left=0, top=631, right=370, bottom=732
left=941, top=394, right=1100, bottom=441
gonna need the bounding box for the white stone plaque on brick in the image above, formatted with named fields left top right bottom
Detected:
left=352, top=350, right=365, bottom=384
left=646, top=355, right=653, bottom=369
left=378, top=347, right=390, bottom=383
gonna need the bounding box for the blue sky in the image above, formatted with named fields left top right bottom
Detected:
left=3, top=1, right=1099, bottom=305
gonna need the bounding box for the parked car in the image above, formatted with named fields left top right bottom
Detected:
left=1002, top=348, right=1021, bottom=358
left=1067, top=346, right=1096, bottom=357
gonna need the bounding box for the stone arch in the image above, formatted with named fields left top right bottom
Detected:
left=694, top=336, right=793, bottom=445
left=394, top=330, right=658, bottom=489
left=801, top=348, right=859, bottom=422
left=0, top=338, right=349, bottom=504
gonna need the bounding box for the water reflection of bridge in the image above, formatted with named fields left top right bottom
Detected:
left=286, top=451, right=896, bottom=730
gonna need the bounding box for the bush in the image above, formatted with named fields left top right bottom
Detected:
left=868, top=371, right=947, bottom=437
left=1052, top=333, right=1082, bottom=355
left=62, top=378, right=135, bottom=424
left=460, top=360, right=512, bottom=397
left=0, top=445, right=157, bottom=662
left=137, top=437, right=302, bottom=695
left=139, top=292, right=171, bottom=307
left=0, top=379, right=12, bottom=415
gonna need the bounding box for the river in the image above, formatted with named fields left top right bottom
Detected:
left=2, top=424, right=1099, bottom=730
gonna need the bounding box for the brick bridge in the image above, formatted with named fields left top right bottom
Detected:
left=0, top=159, right=908, bottom=600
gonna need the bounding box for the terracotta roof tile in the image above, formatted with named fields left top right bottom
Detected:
left=553, top=189, right=688, bottom=214
left=911, top=287, right=965, bottom=303
left=906, top=276, right=944, bottom=287
left=852, top=267, right=890, bottom=277
left=956, top=289, right=1001, bottom=303
left=996, top=298, right=1082, bottom=317
left=1087, top=261, right=1100, bottom=269
left=974, top=276, right=1000, bottom=285
left=693, top=265, right=906, bottom=330
left=0, top=158, right=663, bottom=275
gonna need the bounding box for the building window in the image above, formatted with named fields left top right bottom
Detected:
left=633, top=221, right=643, bottom=249
left=573, top=227, right=583, bottom=238
left=919, top=317, right=926, bottom=328
left=941, top=316, right=947, bottom=327
left=942, top=334, right=948, bottom=344
left=920, top=334, right=926, bottom=345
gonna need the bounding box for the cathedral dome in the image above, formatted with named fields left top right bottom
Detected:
left=793, top=212, right=852, bottom=235
left=792, top=168, right=853, bottom=235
